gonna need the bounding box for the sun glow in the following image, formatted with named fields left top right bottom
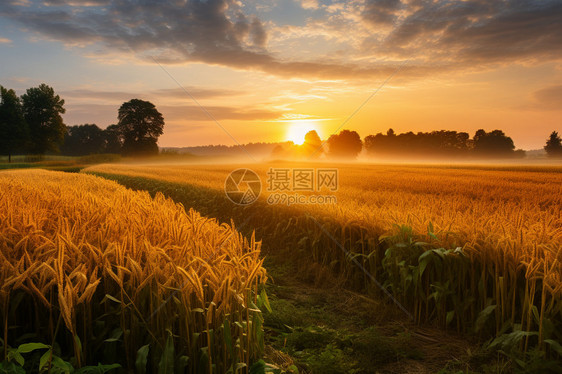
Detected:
left=286, top=120, right=318, bottom=145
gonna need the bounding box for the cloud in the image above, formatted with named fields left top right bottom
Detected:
left=379, top=0, right=562, bottom=64
left=63, top=101, right=282, bottom=127
left=1, top=0, right=562, bottom=81
left=532, top=85, right=562, bottom=111
left=62, top=87, right=241, bottom=102
left=160, top=104, right=282, bottom=121
left=300, top=0, right=320, bottom=10
left=361, top=0, right=403, bottom=26
left=0, top=37, right=12, bottom=44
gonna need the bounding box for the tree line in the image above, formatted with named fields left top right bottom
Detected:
left=2, top=83, right=561, bottom=161
left=0, top=84, right=165, bottom=161
left=273, top=128, right=562, bottom=159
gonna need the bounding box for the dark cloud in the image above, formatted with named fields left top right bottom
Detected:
left=1, top=0, right=561, bottom=80
left=380, top=0, right=562, bottom=64
left=0, top=0, right=268, bottom=58
left=62, top=90, right=141, bottom=101
left=42, top=0, right=110, bottom=5
left=0, top=0, right=443, bottom=79
left=362, top=0, right=403, bottom=26
left=63, top=101, right=282, bottom=127
left=62, top=87, right=241, bottom=101
left=250, top=17, right=267, bottom=47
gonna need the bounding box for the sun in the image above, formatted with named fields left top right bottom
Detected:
left=287, top=121, right=317, bottom=145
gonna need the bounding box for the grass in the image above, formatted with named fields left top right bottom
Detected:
left=262, top=264, right=426, bottom=373
left=0, top=154, right=122, bottom=173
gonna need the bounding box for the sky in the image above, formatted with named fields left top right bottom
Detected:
left=0, top=0, right=561, bottom=150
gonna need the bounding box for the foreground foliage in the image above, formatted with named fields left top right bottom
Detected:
left=0, top=170, right=267, bottom=372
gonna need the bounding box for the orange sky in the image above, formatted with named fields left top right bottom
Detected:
left=0, top=0, right=561, bottom=150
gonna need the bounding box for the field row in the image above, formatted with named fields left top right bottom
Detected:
left=85, top=162, right=562, bottom=358
left=0, top=170, right=267, bottom=372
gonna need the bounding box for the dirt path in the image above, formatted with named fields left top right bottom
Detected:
left=261, top=256, right=476, bottom=374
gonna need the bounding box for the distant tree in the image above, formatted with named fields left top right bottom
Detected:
left=271, top=144, right=286, bottom=159
left=300, top=130, right=323, bottom=158
left=363, top=134, right=378, bottom=153
left=21, top=84, right=66, bottom=154
left=117, top=99, right=164, bottom=156
left=0, top=86, right=27, bottom=162
left=327, top=129, right=363, bottom=159
left=544, top=131, right=562, bottom=158
left=364, top=129, right=480, bottom=158
left=61, top=124, right=106, bottom=156
left=104, top=124, right=122, bottom=154
left=473, top=129, right=515, bottom=156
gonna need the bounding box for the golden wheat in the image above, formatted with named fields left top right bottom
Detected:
left=85, top=162, right=562, bottom=354
left=0, top=169, right=267, bottom=371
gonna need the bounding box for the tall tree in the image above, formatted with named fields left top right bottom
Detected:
left=0, top=86, right=27, bottom=162
left=473, top=129, right=515, bottom=156
left=104, top=124, right=122, bottom=154
left=117, top=99, right=164, bottom=156
left=300, top=130, right=323, bottom=159
left=21, top=84, right=66, bottom=154
left=327, top=129, right=363, bottom=159
left=61, top=124, right=106, bottom=156
left=544, top=131, right=562, bottom=158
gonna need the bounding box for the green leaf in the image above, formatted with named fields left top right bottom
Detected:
left=74, top=335, right=82, bottom=354
left=108, top=328, right=123, bottom=341
left=158, top=332, right=175, bottom=374
left=198, top=348, right=209, bottom=374
left=16, top=342, right=50, bottom=354
left=489, top=330, right=538, bottom=351
left=288, top=364, right=299, bottom=373
left=223, top=320, right=233, bottom=358
left=475, top=305, right=496, bottom=333
left=531, top=305, right=540, bottom=324
left=0, top=361, right=26, bottom=374
left=7, top=351, right=24, bottom=367
left=234, top=363, right=247, bottom=372
left=135, top=344, right=150, bottom=374
left=249, top=360, right=266, bottom=374
left=432, top=248, right=446, bottom=259
left=260, top=289, right=272, bottom=313
left=39, top=349, right=52, bottom=371
left=177, top=356, right=189, bottom=373
left=544, top=339, right=562, bottom=356
left=49, top=356, right=74, bottom=374
left=446, top=310, right=455, bottom=326
left=418, top=250, right=434, bottom=277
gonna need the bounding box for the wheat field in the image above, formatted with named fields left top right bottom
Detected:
left=0, top=169, right=267, bottom=372
left=85, top=162, right=562, bottom=356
